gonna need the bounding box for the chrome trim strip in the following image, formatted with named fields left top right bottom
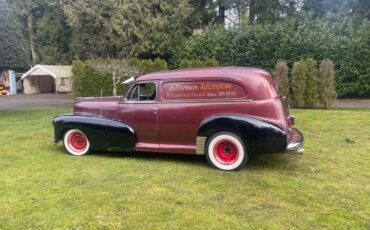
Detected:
left=161, top=99, right=253, bottom=104
left=121, top=101, right=159, bottom=104
left=120, top=99, right=252, bottom=104
left=196, top=136, right=207, bottom=155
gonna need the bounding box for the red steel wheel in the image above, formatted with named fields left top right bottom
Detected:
left=63, top=129, right=90, bottom=156
left=206, top=132, right=248, bottom=171
left=214, top=140, right=239, bottom=165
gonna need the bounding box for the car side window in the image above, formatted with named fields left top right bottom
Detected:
left=128, top=83, right=156, bottom=101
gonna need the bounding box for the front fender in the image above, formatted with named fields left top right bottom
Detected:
left=197, top=114, right=287, bottom=154
left=52, top=115, right=135, bottom=151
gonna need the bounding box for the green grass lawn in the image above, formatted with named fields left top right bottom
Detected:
left=0, top=107, right=369, bottom=229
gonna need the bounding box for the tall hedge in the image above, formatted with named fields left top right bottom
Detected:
left=73, top=58, right=168, bottom=98
left=72, top=60, right=117, bottom=98
left=291, top=60, right=307, bottom=108
left=319, top=59, right=337, bottom=109
left=273, top=60, right=289, bottom=96
left=304, top=58, right=319, bottom=108
left=173, top=15, right=370, bottom=98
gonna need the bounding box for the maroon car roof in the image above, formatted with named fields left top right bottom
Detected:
left=137, top=67, right=271, bottom=82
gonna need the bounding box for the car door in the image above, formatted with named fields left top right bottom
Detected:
left=116, top=81, right=159, bottom=152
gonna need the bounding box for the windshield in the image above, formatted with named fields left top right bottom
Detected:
left=121, top=78, right=137, bottom=98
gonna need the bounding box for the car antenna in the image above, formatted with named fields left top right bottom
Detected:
left=99, top=88, right=103, bottom=117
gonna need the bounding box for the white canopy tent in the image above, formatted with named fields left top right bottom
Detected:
left=21, top=65, right=72, bottom=94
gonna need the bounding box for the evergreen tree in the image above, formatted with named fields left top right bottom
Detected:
left=351, top=0, right=370, bottom=20
left=319, top=59, right=336, bottom=109
left=304, top=58, right=319, bottom=108
left=9, top=0, right=44, bottom=65
left=188, top=0, right=216, bottom=27
left=302, top=0, right=352, bottom=18
left=35, top=5, right=72, bottom=64
left=291, top=59, right=306, bottom=108
left=273, top=60, right=289, bottom=96
left=63, top=0, right=120, bottom=59
left=250, top=0, right=280, bottom=23
left=111, top=0, right=194, bottom=59
left=0, top=0, right=29, bottom=69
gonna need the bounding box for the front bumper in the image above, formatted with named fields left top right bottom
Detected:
left=285, top=128, right=304, bottom=155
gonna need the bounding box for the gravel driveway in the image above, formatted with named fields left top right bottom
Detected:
left=0, top=93, right=368, bottom=110
left=0, top=93, right=73, bottom=110
left=331, top=99, right=370, bottom=109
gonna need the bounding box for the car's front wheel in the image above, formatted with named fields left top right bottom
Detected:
left=63, top=129, right=90, bottom=156
left=205, top=132, right=248, bottom=171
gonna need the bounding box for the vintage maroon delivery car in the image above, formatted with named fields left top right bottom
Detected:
left=53, top=67, right=304, bottom=170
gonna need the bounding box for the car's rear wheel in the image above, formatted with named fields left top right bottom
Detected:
left=205, top=132, right=248, bottom=171
left=63, top=129, right=90, bottom=156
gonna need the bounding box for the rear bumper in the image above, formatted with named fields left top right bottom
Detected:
left=285, top=128, right=304, bottom=155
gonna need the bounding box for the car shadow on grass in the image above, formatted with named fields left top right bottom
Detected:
left=53, top=145, right=298, bottom=171
left=248, top=153, right=300, bottom=171
left=99, top=151, right=208, bottom=167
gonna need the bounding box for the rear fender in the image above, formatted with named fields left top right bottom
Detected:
left=197, top=114, right=287, bottom=155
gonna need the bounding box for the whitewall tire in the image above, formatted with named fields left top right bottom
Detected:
left=205, top=132, right=248, bottom=171
left=63, top=129, right=90, bottom=156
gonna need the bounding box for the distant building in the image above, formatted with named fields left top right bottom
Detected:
left=21, top=65, right=72, bottom=94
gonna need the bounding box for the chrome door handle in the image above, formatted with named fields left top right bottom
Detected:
left=150, top=108, right=158, bottom=112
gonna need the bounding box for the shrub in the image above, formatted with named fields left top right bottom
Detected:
left=129, top=57, right=168, bottom=73
left=128, top=57, right=141, bottom=67
left=179, top=58, right=191, bottom=69
left=179, top=58, right=219, bottom=69
left=191, top=58, right=202, bottom=68
left=72, top=60, right=114, bottom=98
left=140, top=59, right=154, bottom=73
left=72, top=57, right=168, bottom=98
left=152, top=57, right=168, bottom=72
left=304, top=58, right=319, bottom=108
left=203, top=58, right=219, bottom=67
left=72, top=58, right=141, bottom=98
left=273, top=60, right=289, bottom=96
left=291, top=60, right=307, bottom=108
left=319, top=59, right=337, bottom=109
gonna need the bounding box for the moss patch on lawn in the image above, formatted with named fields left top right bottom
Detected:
left=0, top=107, right=369, bottom=229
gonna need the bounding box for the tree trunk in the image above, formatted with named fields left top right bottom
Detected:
left=27, top=13, right=38, bottom=65
left=112, top=70, right=117, bottom=96
left=249, top=0, right=255, bottom=24
left=217, top=5, right=226, bottom=24
left=238, top=2, right=248, bottom=26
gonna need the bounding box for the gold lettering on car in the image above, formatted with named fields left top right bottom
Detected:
left=200, top=82, right=233, bottom=91
left=165, top=82, right=240, bottom=99
left=169, top=84, right=199, bottom=91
